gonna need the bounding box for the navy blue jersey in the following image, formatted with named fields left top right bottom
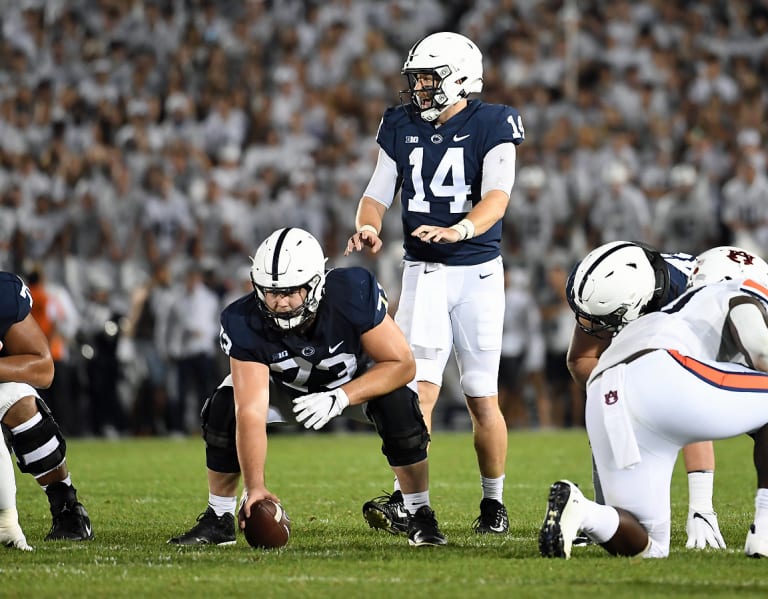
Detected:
left=377, top=100, right=524, bottom=265
left=0, top=271, right=32, bottom=340
left=660, top=252, right=696, bottom=304
left=219, top=267, right=388, bottom=397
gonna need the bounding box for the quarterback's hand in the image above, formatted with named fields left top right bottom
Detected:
left=292, top=388, right=350, bottom=430
left=345, top=228, right=382, bottom=255
left=686, top=510, right=726, bottom=549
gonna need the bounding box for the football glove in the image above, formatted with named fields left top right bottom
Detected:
left=685, top=510, right=726, bottom=549
left=292, top=388, right=349, bottom=430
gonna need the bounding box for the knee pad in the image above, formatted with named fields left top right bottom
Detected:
left=366, top=387, right=429, bottom=467
left=460, top=370, right=498, bottom=398
left=10, top=399, right=66, bottom=478
left=201, top=386, right=240, bottom=474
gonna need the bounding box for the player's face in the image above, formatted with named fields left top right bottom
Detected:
left=410, top=73, right=439, bottom=109
left=263, top=287, right=307, bottom=314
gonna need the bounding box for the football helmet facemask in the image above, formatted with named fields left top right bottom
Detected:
left=250, top=227, right=327, bottom=331
left=401, top=32, right=483, bottom=122
left=687, top=246, right=768, bottom=289
left=567, top=241, right=665, bottom=337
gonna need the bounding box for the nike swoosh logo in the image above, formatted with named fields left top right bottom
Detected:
left=328, top=341, right=343, bottom=353
left=692, top=512, right=716, bottom=530
left=453, top=134, right=470, bottom=142
left=479, top=273, right=493, bottom=279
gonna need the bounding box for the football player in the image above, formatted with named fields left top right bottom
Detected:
left=0, top=271, right=93, bottom=545
left=345, top=31, right=524, bottom=534
left=540, top=246, right=768, bottom=559
left=169, top=228, right=446, bottom=547
left=566, top=241, right=725, bottom=550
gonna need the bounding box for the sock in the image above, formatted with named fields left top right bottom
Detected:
left=42, top=475, right=72, bottom=492
left=393, top=477, right=401, bottom=494
left=687, top=470, right=714, bottom=513
left=403, top=491, right=429, bottom=515
left=481, top=475, right=504, bottom=503
left=0, top=442, right=16, bottom=510
left=754, top=488, right=768, bottom=530
left=579, top=501, right=620, bottom=544
left=208, top=493, right=237, bottom=517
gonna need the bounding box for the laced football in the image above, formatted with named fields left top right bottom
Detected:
left=239, top=499, right=291, bottom=549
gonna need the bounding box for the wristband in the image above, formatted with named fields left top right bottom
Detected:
left=358, top=224, right=379, bottom=236
left=450, top=218, right=475, bottom=240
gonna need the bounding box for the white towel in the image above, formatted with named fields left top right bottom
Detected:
left=600, top=364, right=642, bottom=469
left=409, top=263, right=450, bottom=359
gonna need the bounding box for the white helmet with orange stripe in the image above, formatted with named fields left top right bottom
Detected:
left=687, top=246, right=768, bottom=289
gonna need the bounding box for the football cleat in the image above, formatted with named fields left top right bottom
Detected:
left=362, top=490, right=408, bottom=535
left=407, top=506, right=447, bottom=547
left=539, top=480, right=586, bottom=559
left=744, top=523, right=768, bottom=558
left=0, top=508, right=33, bottom=551
left=473, top=498, right=509, bottom=534
left=44, top=482, right=94, bottom=541
left=168, top=507, right=236, bottom=546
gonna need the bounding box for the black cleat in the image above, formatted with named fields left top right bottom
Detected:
left=538, top=480, right=586, bottom=559
left=408, top=506, right=447, bottom=547
left=362, top=490, right=408, bottom=535
left=45, top=483, right=94, bottom=541
left=473, top=498, right=509, bottom=534
left=168, top=507, right=236, bottom=546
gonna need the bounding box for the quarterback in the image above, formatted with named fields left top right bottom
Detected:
left=346, top=31, right=524, bottom=535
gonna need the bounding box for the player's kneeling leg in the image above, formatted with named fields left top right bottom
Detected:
left=7, top=398, right=93, bottom=541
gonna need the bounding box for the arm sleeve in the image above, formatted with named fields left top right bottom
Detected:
left=362, top=148, right=399, bottom=208
left=481, top=143, right=518, bottom=198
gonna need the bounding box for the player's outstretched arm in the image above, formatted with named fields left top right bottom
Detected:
left=230, top=357, right=279, bottom=521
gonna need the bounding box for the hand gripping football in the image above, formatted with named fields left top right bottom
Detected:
left=239, top=499, right=291, bottom=549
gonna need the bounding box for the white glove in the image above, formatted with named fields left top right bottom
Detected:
left=292, top=388, right=350, bottom=430
left=686, top=510, right=726, bottom=549
left=0, top=509, right=33, bottom=551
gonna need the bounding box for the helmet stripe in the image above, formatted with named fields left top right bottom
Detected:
left=271, top=227, right=293, bottom=282
left=576, top=242, right=636, bottom=299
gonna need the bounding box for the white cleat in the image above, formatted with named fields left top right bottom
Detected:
left=539, top=480, right=587, bottom=559
left=0, top=508, right=33, bottom=552
left=744, top=523, right=768, bottom=558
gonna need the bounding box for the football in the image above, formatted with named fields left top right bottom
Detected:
left=239, top=499, right=291, bottom=549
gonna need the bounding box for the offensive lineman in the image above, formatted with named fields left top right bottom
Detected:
left=540, top=247, right=768, bottom=558
left=0, top=271, right=93, bottom=547
left=346, top=31, right=524, bottom=535
left=169, top=228, right=446, bottom=547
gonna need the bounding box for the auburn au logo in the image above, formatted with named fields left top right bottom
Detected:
left=728, top=249, right=754, bottom=265
left=604, top=390, right=619, bottom=405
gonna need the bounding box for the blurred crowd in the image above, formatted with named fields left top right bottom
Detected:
left=1, top=0, right=767, bottom=437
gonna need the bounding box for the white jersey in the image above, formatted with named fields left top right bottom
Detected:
left=589, top=277, right=768, bottom=384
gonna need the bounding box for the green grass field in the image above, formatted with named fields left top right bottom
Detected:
left=3, top=430, right=767, bottom=598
